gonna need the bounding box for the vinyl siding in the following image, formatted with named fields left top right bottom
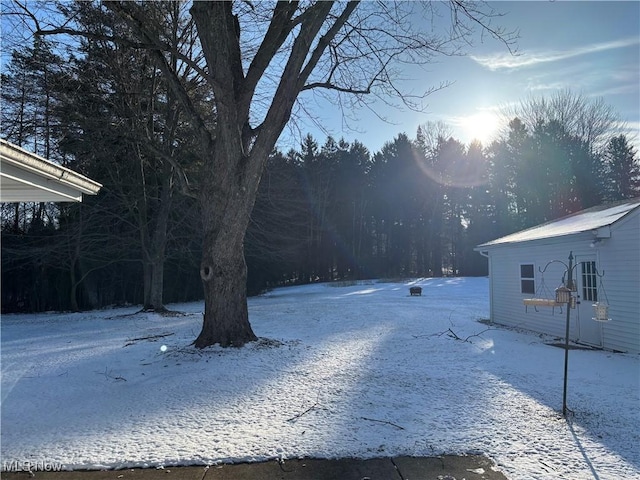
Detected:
left=484, top=209, right=640, bottom=354
left=596, top=211, right=640, bottom=353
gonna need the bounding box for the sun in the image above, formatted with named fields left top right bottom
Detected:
left=461, top=112, right=501, bottom=146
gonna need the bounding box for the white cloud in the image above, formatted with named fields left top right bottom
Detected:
left=617, top=120, right=640, bottom=144
left=527, top=81, right=570, bottom=92
left=595, top=84, right=640, bottom=97
left=471, top=37, right=640, bottom=71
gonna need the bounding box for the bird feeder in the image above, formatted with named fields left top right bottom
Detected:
left=592, top=268, right=610, bottom=322
left=555, top=285, right=571, bottom=304
left=592, top=302, right=611, bottom=322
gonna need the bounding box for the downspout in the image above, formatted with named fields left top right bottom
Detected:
left=477, top=250, right=493, bottom=324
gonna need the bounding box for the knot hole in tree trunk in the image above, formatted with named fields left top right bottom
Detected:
left=200, top=265, right=213, bottom=281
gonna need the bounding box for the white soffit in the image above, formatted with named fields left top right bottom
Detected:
left=0, top=139, right=102, bottom=203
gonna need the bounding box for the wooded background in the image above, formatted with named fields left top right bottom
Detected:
left=2, top=5, right=638, bottom=313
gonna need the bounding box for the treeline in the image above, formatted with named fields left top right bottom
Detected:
left=248, top=133, right=490, bottom=290
left=2, top=15, right=639, bottom=312
left=247, top=121, right=639, bottom=291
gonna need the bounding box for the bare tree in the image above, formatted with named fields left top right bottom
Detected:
left=501, top=89, right=621, bottom=154
left=18, top=0, right=516, bottom=347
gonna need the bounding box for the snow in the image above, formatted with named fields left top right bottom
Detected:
left=2, top=277, right=639, bottom=479
left=478, top=200, right=640, bottom=246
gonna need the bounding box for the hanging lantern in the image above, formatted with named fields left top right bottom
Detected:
left=592, top=302, right=611, bottom=322
left=555, top=286, right=571, bottom=304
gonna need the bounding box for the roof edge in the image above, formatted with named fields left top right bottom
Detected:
left=476, top=198, right=640, bottom=249
left=1, top=139, right=102, bottom=195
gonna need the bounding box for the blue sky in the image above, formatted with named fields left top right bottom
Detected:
left=2, top=1, right=636, bottom=155
left=284, top=1, right=640, bottom=153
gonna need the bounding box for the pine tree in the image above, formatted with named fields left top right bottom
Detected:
left=602, top=135, right=640, bottom=200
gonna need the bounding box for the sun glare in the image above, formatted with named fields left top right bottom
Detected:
left=462, top=112, right=500, bottom=145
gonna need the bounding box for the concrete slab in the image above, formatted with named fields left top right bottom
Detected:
left=0, top=456, right=510, bottom=480
left=393, top=455, right=509, bottom=480
left=205, top=458, right=401, bottom=480
left=0, top=466, right=207, bottom=480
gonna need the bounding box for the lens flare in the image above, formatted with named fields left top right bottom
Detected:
left=462, top=112, right=500, bottom=146
left=412, top=144, right=489, bottom=188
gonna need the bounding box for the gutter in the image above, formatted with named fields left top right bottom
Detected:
left=0, top=139, right=102, bottom=195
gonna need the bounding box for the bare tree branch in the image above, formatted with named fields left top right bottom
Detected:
left=106, top=2, right=214, bottom=152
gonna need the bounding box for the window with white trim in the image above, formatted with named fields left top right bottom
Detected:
left=520, top=264, right=535, bottom=294
left=581, top=261, right=598, bottom=302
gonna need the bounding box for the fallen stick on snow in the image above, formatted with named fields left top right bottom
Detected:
left=361, top=417, right=405, bottom=430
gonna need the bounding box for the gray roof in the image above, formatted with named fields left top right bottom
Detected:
left=477, top=199, right=640, bottom=248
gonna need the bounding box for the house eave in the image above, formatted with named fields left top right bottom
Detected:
left=0, top=139, right=102, bottom=203
left=476, top=199, right=640, bottom=250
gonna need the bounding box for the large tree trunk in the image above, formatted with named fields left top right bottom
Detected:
left=142, top=162, right=173, bottom=312
left=194, top=164, right=258, bottom=347
left=142, top=221, right=169, bottom=312
left=69, top=260, right=79, bottom=312
left=194, top=234, right=256, bottom=348
left=143, top=258, right=166, bottom=312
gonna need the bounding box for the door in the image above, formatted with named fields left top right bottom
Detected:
left=575, top=257, right=603, bottom=347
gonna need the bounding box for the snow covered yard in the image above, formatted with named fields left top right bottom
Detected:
left=1, top=277, right=638, bottom=479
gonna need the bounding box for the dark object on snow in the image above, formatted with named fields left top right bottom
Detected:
left=409, top=286, right=422, bottom=296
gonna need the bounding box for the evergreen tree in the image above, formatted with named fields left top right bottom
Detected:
left=55, top=2, right=204, bottom=311
left=602, top=135, right=640, bottom=200
left=460, top=141, right=492, bottom=276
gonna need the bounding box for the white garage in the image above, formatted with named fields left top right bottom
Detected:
left=476, top=199, right=640, bottom=354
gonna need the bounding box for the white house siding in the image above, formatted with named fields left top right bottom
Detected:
left=487, top=235, right=596, bottom=342
left=594, top=211, right=640, bottom=353
left=483, top=208, right=640, bottom=354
